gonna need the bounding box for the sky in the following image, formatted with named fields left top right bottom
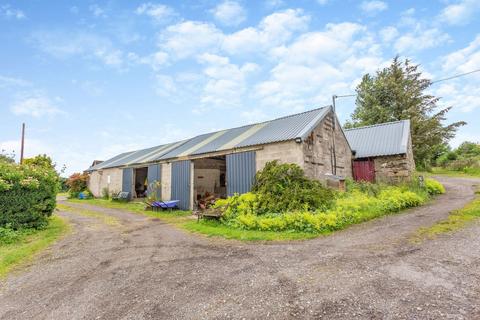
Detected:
left=0, top=0, right=479, bottom=176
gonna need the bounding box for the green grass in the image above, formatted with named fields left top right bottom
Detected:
left=183, top=219, right=322, bottom=241
left=57, top=203, right=121, bottom=226
left=0, top=216, right=70, bottom=278
left=412, top=190, right=480, bottom=243
left=420, top=167, right=480, bottom=178
left=68, top=198, right=191, bottom=219
left=67, top=198, right=319, bottom=241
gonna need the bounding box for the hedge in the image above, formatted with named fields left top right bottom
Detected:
left=0, top=159, right=58, bottom=229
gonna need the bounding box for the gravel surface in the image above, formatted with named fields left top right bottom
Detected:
left=1, top=176, right=479, bottom=320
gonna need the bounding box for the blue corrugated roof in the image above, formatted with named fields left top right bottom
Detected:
left=344, top=120, right=410, bottom=158
left=88, top=106, right=332, bottom=171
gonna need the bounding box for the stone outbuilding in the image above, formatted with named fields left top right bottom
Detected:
left=86, top=106, right=353, bottom=209
left=344, top=120, right=415, bottom=183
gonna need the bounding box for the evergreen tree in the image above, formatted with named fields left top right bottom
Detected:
left=345, top=57, right=465, bottom=169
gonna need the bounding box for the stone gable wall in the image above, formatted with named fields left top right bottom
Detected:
left=302, top=113, right=353, bottom=180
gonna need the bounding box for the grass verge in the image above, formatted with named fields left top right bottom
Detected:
left=0, top=216, right=69, bottom=278
left=419, top=167, right=480, bottom=178
left=67, top=198, right=317, bottom=241
left=412, top=190, right=480, bottom=243
left=57, top=203, right=121, bottom=226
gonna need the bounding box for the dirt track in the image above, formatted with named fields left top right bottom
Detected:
left=1, top=176, right=479, bottom=319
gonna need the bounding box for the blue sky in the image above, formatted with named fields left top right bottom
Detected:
left=1, top=0, right=479, bottom=175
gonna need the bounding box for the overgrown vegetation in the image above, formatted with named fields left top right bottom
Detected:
left=0, top=216, right=69, bottom=277
left=0, top=155, right=59, bottom=229
left=67, top=162, right=446, bottom=241
left=433, top=141, right=480, bottom=176
left=412, top=189, right=480, bottom=243
left=212, top=162, right=444, bottom=234
left=345, top=57, right=465, bottom=170
left=251, top=161, right=334, bottom=213
left=65, top=172, right=90, bottom=199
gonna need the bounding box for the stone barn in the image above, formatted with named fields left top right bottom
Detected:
left=86, top=106, right=353, bottom=209
left=344, top=120, right=415, bottom=183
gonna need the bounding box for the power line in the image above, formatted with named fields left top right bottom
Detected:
left=431, top=68, right=480, bottom=84
left=333, top=68, right=480, bottom=99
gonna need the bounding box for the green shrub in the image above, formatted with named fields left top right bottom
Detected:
left=425, top=178, right=446, bottom=195
left=66, top=172, right=89, bottom=198
left=226, top=186, right=427, bottom=233
left=251, top=161, right=335, bottom=213
left=219, top=177, right=431, bottom=233
left=101, top=187, right=110, bottom=200
left=0, top=226, right=23, bottom=244
left=0, top=158, right=59, bottom=229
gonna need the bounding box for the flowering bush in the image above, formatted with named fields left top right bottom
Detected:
left=425, top=178, right=446, bottom=195
left=66, top=172, right=89, bottom=198
left=215, top=173, right=444, bottom=233
left=0, top=156, right=59, bottom=229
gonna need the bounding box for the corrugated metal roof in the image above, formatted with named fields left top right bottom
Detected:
left=237, top=107, right=330, bottom=148
left=88, top=106, right=331, bottom=171
left=344, top=120, right=410, bottom=158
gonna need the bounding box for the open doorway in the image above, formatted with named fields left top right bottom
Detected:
left=193, top=156, right=227, bottom=205
left=134, top=167, right=148, bottom=198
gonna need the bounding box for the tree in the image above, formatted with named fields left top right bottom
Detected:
left=345, top=57, right=466, bottom=169
left=23, top=154, right=55, bottom=169
left=0, top=149, right=15, bottom=163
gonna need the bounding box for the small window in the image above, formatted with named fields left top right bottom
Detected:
left=107, top=175, right=111, bottom=184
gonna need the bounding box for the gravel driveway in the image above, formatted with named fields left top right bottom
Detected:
left=1, top=176, right=479, bottom=320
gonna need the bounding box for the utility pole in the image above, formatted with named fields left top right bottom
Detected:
left=20, top=123, right=25, bottom=164
left=331, top=94, right=357, bottom=176
left=331, top=95, right=337, bottom=176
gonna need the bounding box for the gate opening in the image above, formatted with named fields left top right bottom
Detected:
left=193, top=156, right=227, bottom=204
left=134, top=167, right=148, bottom=198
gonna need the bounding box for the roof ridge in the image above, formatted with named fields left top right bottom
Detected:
left=343, top=119, right=408, bottom=131
left=138, top=106, right=330, bottom=152
left=88, top=106, right=331, bottom=171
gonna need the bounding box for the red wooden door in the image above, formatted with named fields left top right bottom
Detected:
left=353, top=159, right=375, bottom=182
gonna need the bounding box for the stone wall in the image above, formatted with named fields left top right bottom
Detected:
left=255, top=140, right=304, bottom=171
left=302, top=113, right=352, bottom=180
left=373, top=137, right=415, bottom=183
left=88, top=167, right=123, bottom=198
left=373, top=154, right=413, bottom=182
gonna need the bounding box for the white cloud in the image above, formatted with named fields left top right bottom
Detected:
left=0, top=75, right=30, bottom=88
left=434, top=35, right=480, bottom=114
left=211, top=1, right=246, bottom=26
left=10, top=94, right=64, bottom=118
left=442, top=35, right=480, bottom=73
left=196, top=53, right=258, bottom=111
left=360, top=1, right=388, bottom=15
left=128, top=51, right=169, bottom=70
left=89, top=4, right=106, bottom=18
left=222, top=9, right=310, bottom=54
left=317, top=0, right=328, bottom=5
left=31, top=31, right=124, bottom=67
left=379, top=26, right=398, bottom=43
left=394, top=27, right=450, bottom=53
left=0, top=139, right=52, bottom=163
left=159, top=21, right=223, bottom=59
left=265, top=0, right=285, bottom=8
left=438, top=0, right=480, bottom=26
left=254, top=22, right=382, bottom=110
left=135, top=3, right=175, bottom=22
left=1, top=4, right=25, bottom=19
